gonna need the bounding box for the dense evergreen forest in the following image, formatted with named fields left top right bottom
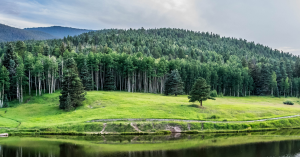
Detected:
left=0, top=28, right=299, bottom=108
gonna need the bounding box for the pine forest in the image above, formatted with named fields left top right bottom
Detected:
left=0, top=28, right=299, bottom=108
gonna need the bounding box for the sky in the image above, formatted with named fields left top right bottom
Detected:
left=0, top=0, right=300, bottom=55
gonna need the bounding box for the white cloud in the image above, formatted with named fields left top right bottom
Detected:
left=1, top=0, right=300, bottom=55
left=0, top=14, right=50, bottom=28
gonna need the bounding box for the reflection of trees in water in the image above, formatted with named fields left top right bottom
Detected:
left=59, top=143, right=85, bottom=157
left=1, top=140, right=300, bottom=157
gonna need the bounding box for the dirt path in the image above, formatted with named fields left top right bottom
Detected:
left=131, top=123, right=142, bottom=132
left=86, top=115, right=300, bottom=124
left=100, top=123, right=107, bottom=134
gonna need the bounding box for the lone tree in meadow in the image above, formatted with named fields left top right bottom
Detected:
left=59, top=58, right=86, bottom=111
left=164, top=69, right=184, bottom=96
left=188, top=77, right=211, bottom=107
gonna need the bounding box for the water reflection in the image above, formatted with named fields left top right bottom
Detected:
left=1, top=132, right=300, bottom=157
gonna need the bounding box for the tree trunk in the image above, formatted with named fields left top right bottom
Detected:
left=161, top=77, right=163, bottom=94
left=35, top=76, right=37, bottom=96
left=21, top=77, right=23, bottom=103
left=200, top=100, right=202, bottom=107
left=29, top=70, right=31, bottom=95
left=237, top=85, right=239, bottom=97
left=127, top=75, right=130, bottom=92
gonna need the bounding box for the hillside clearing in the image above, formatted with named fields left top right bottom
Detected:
left=1, top=91, right=300, bottom=128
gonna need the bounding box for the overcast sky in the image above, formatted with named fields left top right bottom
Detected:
left=1, top=0, right=300, bottom=55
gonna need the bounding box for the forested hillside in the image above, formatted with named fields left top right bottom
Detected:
left=25, top=26, right=95, bottom=38
left=0, top=28, right=299, bottom=107
left=0, top=24, right=55, bottom=42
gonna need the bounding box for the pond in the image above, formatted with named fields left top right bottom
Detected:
left=1, top=130, right=300, bottom=157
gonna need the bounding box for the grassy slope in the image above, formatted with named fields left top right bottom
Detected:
left=0, top=91, right=300, bottom=128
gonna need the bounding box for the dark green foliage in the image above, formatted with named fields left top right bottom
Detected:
left=164, top=69, right=184, bottom=96
left=104, top=69, right=115, bottom=91
left=59, top=58, right=86, bottom=110
left=80, top=59, right=92, bottom=91
left=2, top=27, right=300, bottom=105
left=188, top=77, right=211, bottom=106
left=283, top=101, right=294, bottom=105
left=210, top=90, right=218, bottom=97
left=259, top=63, right=272, bottom=95
left=3, top=44, right=18, bottom=99
left=65, top=94, right=73, bottom=111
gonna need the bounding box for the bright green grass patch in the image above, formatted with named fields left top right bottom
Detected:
left=0, top=117, right=19, bottom=128
left=1, top=91, right=300, bottom=129
left=105, top=122, right=135, bottom=133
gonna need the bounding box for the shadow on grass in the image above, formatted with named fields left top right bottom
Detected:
left=188, top=104, right=201, bottom=108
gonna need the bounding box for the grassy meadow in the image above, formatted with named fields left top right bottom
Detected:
left=1, top=91, right=300, bottom=129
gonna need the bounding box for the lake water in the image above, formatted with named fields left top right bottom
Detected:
left=1, top=131, right=300, bottom=157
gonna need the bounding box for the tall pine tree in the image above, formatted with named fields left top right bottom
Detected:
left=188, top=77, right=211, bottom=107
left=164, top=69, right=184, bottom=96
left=59, top=58, right=86, bottom=111
left=104, top=69, right=115, bottom=90
left=80, top=59, right=92, bottom=91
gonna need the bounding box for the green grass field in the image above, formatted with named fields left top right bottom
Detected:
left=1, top=91, right=300, bottom=129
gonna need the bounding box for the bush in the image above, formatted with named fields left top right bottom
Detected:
left=283, top=101, right=294, bottom=105
left=208, top=115, right=220, bottom=119
left=210, top=90, right=218, bottom=97
left=218, top=93, right=223, bottom=97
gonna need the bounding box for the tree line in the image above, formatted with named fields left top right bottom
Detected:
left=1, top=28, right=300, bottom=108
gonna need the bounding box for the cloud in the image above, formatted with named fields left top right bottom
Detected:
left=277, top=47, right=300, bottom=56
left=0, top=0, right=20, bottom=15
left=1, top=0, right=300, bottom=55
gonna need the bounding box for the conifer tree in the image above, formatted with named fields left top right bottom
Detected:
left=164, top=69, right=184, bottom=96
left=3, top=44, right=18, bottom=99
left=80, top=59, right=92, bottom=90
left=188, top=77, right=211, bottom=107
left=15, top=41, right=26, bottom=59
left=44, top=45, right=50, bottom=56
left=104, top=69, right=115, bottom=90
left=59, top=42, right=66, bottom=56
left=59, top=58, right=86, bottom=110
left=260, top=64, right=272, bottom=95
left=65, top=94, right=73, bottom=111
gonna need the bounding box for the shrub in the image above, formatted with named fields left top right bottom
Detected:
left=210, top=90, right=218, bottom=97
left=283, top=101, right=294, bottom=105
left=218, top=93, right=223, bottom=97
left=208, top=115, right=220, bottom=119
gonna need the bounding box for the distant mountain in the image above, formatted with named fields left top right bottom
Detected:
left=25, top=26, right=95, bottom=38
left=0, top=24, right=55, bottom=42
